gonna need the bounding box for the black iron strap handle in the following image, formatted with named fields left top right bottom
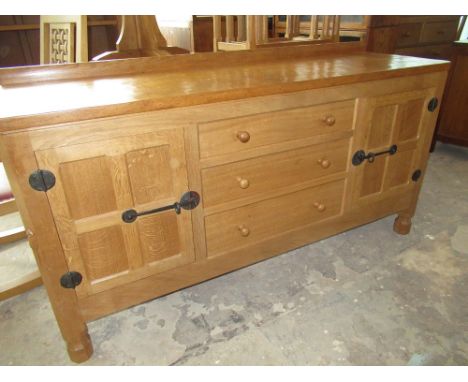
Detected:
left=352, top=144, right=398, bottom=166
left=122, top=191, right=200, bottom=223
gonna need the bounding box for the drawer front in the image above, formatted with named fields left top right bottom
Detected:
left=205, top=179, right=345, bottom=257
left=395, top=43, right=453, bottom=60
left=198, top=100, right=354, bottom=159
left=202, top=138, right=350, bottom=208
left=420, top=21, right=458, bottom=44
left=395, top=23, right=422, bottom=48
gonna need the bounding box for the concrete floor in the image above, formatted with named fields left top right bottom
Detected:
left=0, top=143, right=467, bottom=366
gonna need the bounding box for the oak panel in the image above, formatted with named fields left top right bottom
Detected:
left=60, top=156, right=117, bottom=220
left=126, top=145, right=174, bottom=205
left=136, top=212, right=181, bottom=264
left=78, top=226, right=129, bottom=282
left=367, top=104, right=396, bottom=148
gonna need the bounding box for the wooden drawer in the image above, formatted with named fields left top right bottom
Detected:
left=395, top=23, right=422, bottom=48
left=205, top=179, right=345, bottom=257
left=395, top=43, right=453, bottom=60
left=198, top=100, right=354, bottom=159
left=420, top=21, right=458, bottom=45
left=202, top=138, right=350, bottom=208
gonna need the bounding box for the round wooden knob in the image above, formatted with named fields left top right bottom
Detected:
left=402, top=32, right=411, bottom=38
left=238, top=225, right=250, bottom=237
left=236, top=131, right=251, bottom=143
left=313, top=202, right=326, bottom=212
left=236, top=177, right=250, bottom=189
left=322, top=115, right=336, bottom=126
left=317, top=158, right=331, bottom=169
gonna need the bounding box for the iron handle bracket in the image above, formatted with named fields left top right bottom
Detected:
left=122, top=191, right=200, bottom=223
left=352, top=144, right=398, bottom=166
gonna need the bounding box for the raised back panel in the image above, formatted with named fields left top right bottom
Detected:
left=137, top=212, right=181, bottom=264
left=395, top=98, right=424, bottom=142
left=60, top=156, right=117, bottom=220
left=367, top=104, right=396, bottom=148
left=78, top=226, right=129, bottom=281
left=126, top=145, right=174, bottom=205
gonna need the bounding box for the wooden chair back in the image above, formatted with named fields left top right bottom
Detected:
left=213, top=16, right=257, bottom=51
left=40, top=15, right=88, bottom=64
left=213, top=15, right=342, bottom=52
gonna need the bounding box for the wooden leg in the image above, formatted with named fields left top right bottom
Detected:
left=1, top=134, right=94, bottom=363
left=66, top=330, right=93, bottom=363
left=393, top=213, right=412, bottom=235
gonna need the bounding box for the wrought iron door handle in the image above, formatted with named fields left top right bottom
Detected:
left=352, top=144, right=398, bottom=166
left=122, top=191, right=200, bottom=223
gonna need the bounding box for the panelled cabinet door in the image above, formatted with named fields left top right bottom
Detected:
left=34, top=129, right=195, bottom=297
left=351, top=88, right=436, bottom=206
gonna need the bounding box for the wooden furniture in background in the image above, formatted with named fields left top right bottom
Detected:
left=274, top=15, right=342, bottom=42
left=213, top=15, right=256, bottom=51
left=40, top=16, right=88, bottom=64
left=213, top=15, right=342, bottom=52
left=0, top=154, right=42, bottom=301
left=367, top=16, right=460, bottom=59
left=0, top=42, right=449, bottom=362
left=0, top=16, right=118, bottom=67
left=93, top=16, right=189, bottom=60
left=366, top=16, right=462, bottom=150
left=436, top=40, right=468, bottom=147
left=274, top=15, right=368, bottom=42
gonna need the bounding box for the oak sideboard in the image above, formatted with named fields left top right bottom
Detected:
left=0, top=43, right=449, bottom=362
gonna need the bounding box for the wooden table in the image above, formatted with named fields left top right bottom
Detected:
left=0, top=42, right=449, bottom=362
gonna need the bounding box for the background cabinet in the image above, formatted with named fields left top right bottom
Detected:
left=366, top=16, right=461, bottom=59
left=436, top=41, right=468, bottom=147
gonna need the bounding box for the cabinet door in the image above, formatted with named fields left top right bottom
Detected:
left=351, top=88, right=436, bottom=206
left=35, top=129, right=195, bottom=297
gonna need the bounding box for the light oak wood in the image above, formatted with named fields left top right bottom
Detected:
left=0, top=198, right=16, bottom=215
left=0, top=270, right=42, bottom=301
left=0, top=157, right=41, bottom=299
left=205, top=179, right=345, bottom=257
left=34, top=129, right=195, bottom=297
left=0, top=45, right=449, bottom=364
left=202, top=138, right=349, bottom=209
left=0, top=226, right=26, bottom=244
left=198, top=100, right=354, bottom=159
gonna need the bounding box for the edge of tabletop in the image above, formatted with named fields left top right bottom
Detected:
left=0, top=47, right=451, bottom=133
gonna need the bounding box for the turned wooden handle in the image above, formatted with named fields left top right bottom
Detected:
left=322, top=115, right=336, bottom=126
left=236, top=177, right=250, bottom=189
left=313, top=202, right=326, bottom=212
left=238, top=225, right=250, bottom=237
left=236, top=131, right=251, bottom=143
left=317, top=158, right=331, bottom=169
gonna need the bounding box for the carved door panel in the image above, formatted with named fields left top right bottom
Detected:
left=35, top=129, right=195, bottom=298
left=351, top=88, right=437, bottom=206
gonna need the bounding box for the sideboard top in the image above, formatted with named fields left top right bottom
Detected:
left=0, top=43, right=449, bottom=131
